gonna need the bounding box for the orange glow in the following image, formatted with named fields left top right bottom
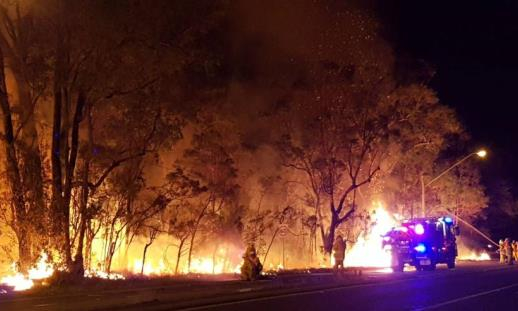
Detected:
left=1, top=202, right=404, bottom=291
left=84, top=270, right=125, bottom=280
left=1, top=252, right=54, bottom=291
left=341, top=201, right=396, bottom=268
left=458, top=251, right=491, bottom=261
left=132, top=259, right=169, bottom=276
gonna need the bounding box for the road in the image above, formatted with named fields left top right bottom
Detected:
left=1, top=261, right=517, bottom=310
left=183, top=262, right=518, bottom=311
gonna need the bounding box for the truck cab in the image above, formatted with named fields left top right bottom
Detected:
left=383, top=216, right=459, bottom=272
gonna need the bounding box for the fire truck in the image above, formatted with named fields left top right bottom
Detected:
left=382, top=216, right=459, bottom=272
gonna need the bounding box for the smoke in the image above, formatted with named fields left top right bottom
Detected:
left=223, top=0, right=391, bottom=144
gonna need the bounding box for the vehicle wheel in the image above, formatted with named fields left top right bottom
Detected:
left=447, top=259, right=456, bottom=269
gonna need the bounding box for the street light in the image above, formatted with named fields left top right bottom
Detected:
left=476, top=149, right=487, bottom=158
left=420, top=149, right=487, bottom=217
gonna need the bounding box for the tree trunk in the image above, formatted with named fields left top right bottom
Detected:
left=212, top=242, right=218, bottom=274
left=85, top=232, right=92, bottom=271
left=0, top=46, right=30, bottom=272
left=314, top=197, right=327, bottom=256
left=74, top=103, right=93, bottom=273
left=72, top=160, right=89, bottom=277
left=16, top=226, right=32, bottom=273
left=7, top=26, right=46, bottom=261
left=50, top=25, right=75, bottom=268
left=106, top=225, right=124, bottom=274
left=141, top=243, right=151, bottom=275
left=85, top=219, right=98, bottom=271
left=175, top=239, right=185, bottom=275
left=324, top=214, right=338, bottom=254
left=66, top=92, right=86, bottom=246
left=187, top=226, right=198, bottom=273
left=187, top=202, right=210, bottom=272
left=50, top=70, right=68, bottom=263
left=106, top=241, right=116, bottom=274
left=141, top=232, right=157, bottom=275
left=262, top=227, right=281, bottom=266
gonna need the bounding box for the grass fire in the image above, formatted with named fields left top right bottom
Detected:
left=0, top=1, right=513, bottom=310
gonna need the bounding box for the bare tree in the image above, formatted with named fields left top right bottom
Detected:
left=140, top=225, right=160, bottom=275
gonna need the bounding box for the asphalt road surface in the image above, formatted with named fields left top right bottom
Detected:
left=185, top=262, right=518, bottom=311
left=1, top=261, right=517, bottom=311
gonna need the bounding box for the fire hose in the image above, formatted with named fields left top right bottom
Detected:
left=454, top=214, right=499, bottom=247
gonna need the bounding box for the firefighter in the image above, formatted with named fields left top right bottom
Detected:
left=513, top=241, right=518, bottom=262
left=499, top=239, right=505, bottom=263
left=512, top=241, right=516, bottom=262
left=505, top=238, right=514, bottom=265
left=240, top=244, right=263, bottom=281
left=333, top=235, right=346, bottom=273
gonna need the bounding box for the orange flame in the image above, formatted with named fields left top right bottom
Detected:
left=338, top=201, right=396, bottom=268
left=458, top=251, right=491, bottom=261
left=1, top=252, right=54, bottom=291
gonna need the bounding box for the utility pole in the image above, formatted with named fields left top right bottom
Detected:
left=421, top=173, right=426, bottom=218
left=420, top=149, right=486, bottom=218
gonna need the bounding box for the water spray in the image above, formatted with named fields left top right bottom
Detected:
left=454, top=214, right=498, bottom=247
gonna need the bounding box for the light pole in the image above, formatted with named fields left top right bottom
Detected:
left=420, top=149, right=487, bottom=217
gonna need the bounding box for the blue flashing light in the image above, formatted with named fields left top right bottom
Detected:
left=415, top=223, right=425, bottom=235
left=444, top=217, right=453, bottom=224
left=414, top=243, right=426, bottom=253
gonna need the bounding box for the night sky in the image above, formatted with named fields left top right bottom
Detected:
left=378, top=0, right=518, bottom=192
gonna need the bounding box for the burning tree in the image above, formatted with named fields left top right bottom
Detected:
left=278, top=82, right=390, bottom=253
left=0, top=0, right=490, bottom=284
left=0, top=1, right=49, bottom=273
left=173, top=116, right=242, bottom=272
left=270, top=2, right=486, bottom=255
left=0, top=0, right=227, bottom=275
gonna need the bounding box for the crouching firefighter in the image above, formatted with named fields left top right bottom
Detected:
left=240, top=244, right=263, bottom=281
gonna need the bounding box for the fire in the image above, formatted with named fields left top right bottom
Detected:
left=0, top=252, right=128, bottom=292
left=130, top=254, right=241, bottom=276
left=341, top=201, right=397, bottom=268
left=84, top=270, right=125, bottom=280
left=267, top=263, right=284, bottom=271
left=189, top=257, right=223, bottom=274
left=1, top=252, right=54, bottom=291
left=458, top=251, right=491, bottom=261
left=28, top=253, right=54, bottom=280
left=187, top=255, right=241, bottom=274
left=132, top=259, right=169, bottom=276
left=0, top=273, right=34, bottom=291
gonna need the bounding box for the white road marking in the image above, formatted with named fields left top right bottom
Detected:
left=414, top=283, right=518, bottom=311
left=237, top=288, right=252, bottom=293
left=178, top=267, right=518, bottom=311
left=177, top=278, right=413, bottom=310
